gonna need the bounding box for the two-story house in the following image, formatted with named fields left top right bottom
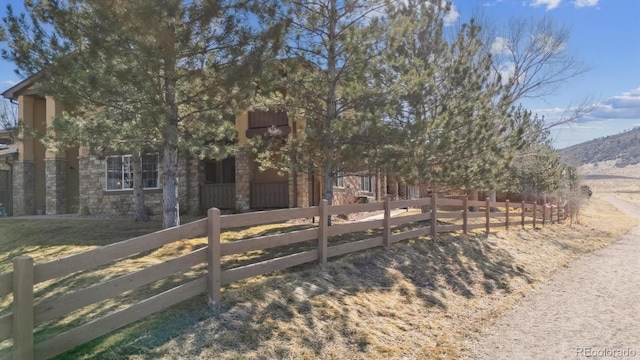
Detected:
left=2, top=77, right=388, bottom=217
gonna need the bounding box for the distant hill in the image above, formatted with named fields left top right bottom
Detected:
left=560, top=127, right=640, bottom=168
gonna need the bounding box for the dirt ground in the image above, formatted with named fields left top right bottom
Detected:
left=465, top=196, right=640, bottom=359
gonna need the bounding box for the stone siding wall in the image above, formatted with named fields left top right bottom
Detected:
left=12, top=161, right=35, bottom=215
left=332, top=174, right=387, bottom=205
left=288, top=171, right=310, bottom=208
left=45, top=159, right=67, bottom=214
left=78, top=154, right=200, bottom=216
left=177, top=156, right=200, bottom=214
left=333, top=175, right=364, bottom=205
left=234, top=152, right=251, bottom=211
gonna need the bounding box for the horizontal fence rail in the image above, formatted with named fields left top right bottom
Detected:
left=0, top=195, right=568, bottom=359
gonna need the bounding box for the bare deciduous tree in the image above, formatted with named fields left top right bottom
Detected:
left=476, top=15, right=595, bottom=204
left=490, top=15, right=591, bottom=102
left=0, top=98, right=18, bottom=131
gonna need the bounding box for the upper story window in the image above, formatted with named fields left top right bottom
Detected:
left=361, top=175, right=372, bottom=193
left=106, top=154, right=159, bottom=190
left=333, top=171, right=344, bottom=188
left=248, top=110, right=289, bottom=129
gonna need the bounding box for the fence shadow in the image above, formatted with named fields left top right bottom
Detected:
left=55, top=231, right=535, bottom=359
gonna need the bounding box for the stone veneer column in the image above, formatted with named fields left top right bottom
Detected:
left=288, top=172, right=295, bottom=208
left=45, top=159, right=67, bottom=214
left=12, top=161, right=36, bottom=215
left=289, top=171, right=309, bottom=208
left=77, top=155, right=92, bottom=214
left=187, top=156, right=201, bottom=215
left=235, top=152, right=251, bottom=212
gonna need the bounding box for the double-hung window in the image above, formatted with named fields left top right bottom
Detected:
left=333, top=171, right=344, bottom=188
left=106, top=154, right=159, bottom=190
left=361, top=175, right=372, bottom=192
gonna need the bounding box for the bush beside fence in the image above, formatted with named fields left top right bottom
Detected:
left=0, top=196, right=568, bottom=360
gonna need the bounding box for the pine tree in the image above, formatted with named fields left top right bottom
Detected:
left=252, top=0, right=388, bottom=207
left=1, top=0, right=285, bottom=227
left=381, top=1, right=527, bottom=192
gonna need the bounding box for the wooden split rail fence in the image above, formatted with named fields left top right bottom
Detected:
left=0, top=196, right=568, bottom=359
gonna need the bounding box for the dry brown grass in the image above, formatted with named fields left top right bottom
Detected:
left=580, top=161, right=640, bottom=197
left=37, top=196, right=635, bottom=360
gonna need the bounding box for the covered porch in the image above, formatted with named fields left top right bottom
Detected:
left=198, top=156, right=295, bottom=211
left=2, top=79, right=80, bottom=216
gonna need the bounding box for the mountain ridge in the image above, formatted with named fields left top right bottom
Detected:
left=560, top=127, right=640, bottom=168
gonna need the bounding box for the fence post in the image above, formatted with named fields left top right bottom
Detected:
left=505, top=199, right=510, bottom=230
left=557, top=204, right=561, bottom=223
left=383, top=196, right=391, bottom=248
left=485, top=198, right=490, bottom=235
left=542, top=203, right=547, bottom=226
left=558, top=204, right=562, bottom=221
left=207, top=208, right=222, bottom=308
left=462, top=196, right=468, bottom=235
left=521, top=201, right=525, bottom=228
left=431, top=193, right=438, bottom=240
left=13, top=255, right=34, bottom=360
left=318, top=200, right=328, bottom=267
left=533, top=202, right=537, bottom=228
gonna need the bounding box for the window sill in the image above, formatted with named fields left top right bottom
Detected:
left=103, top=188, right=162, bottom=196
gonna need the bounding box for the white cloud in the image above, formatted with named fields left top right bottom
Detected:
left=483, top=0, right=505, bottom=6
left=574, top=0, right=598, bottom=7
left=536, top=87, right=640, bottom=127
left=443, top=1, right=459, bottom=27
left=588, top=88, right=640, bottom=120
left=552, top=123, right=603, bottom=130
left=530, top=0, right=562, bottom=10
left=490, top=37, right=511, bottom=55
left=532, top=33, right=566, bottom=55
left=496, top=61, right=517, bottom=85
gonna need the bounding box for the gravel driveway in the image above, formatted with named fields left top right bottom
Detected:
left=466, top=196, right=640, bottom=359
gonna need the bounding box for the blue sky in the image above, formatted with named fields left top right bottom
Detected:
left=452, top=0, right=640, bottom=148
left=1, top=0, right=639, bottom=148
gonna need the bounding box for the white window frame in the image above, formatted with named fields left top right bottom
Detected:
left=333, top=171, right=344, bottom=188
left=361, top=175, right=372, bottom=193
left=105, top=154, right=160, bottom=191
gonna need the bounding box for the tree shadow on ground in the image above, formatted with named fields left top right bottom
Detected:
left=51, top=222, right=536, bottom=359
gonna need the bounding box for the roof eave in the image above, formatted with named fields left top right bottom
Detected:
left=1, top=73, right=42, bottom=100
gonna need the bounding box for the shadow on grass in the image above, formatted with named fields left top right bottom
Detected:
left=48, top=221, right=534, bottom=360
left=0, top=219, right=164, bottom=271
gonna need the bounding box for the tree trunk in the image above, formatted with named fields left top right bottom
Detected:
left=321, top=0, right=338, bottom=226
left=489, top=189, right=498, bottom=212
left=162, top=123, right=180, bottom=228
left=162, top=58, right=180, bottom=228
left=131, top=152, right=150, bottom=222
left=469, top=189, right=478, bottom=212
left=322, top=164, right=333, bottom=226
